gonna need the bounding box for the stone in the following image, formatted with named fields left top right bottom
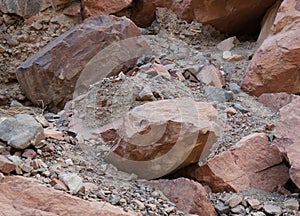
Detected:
left=148, top=178, right=217, bottom=215
left=217, top=36, right=238, bottom=51
left=247, top=198, right=261, bottom=210
left=222, top=51, right=232, bottom=60
left=63, top=2, right=81, bottom=17
left=138, top=61, right=172, bottom=80
left=44, top=129, right=65, bottom=141
left=274, top=97, right=300, bottom=189
left=225, top=107, right=237, bottom=115
left=257, top=0, right=281, bottom=45
left=0, top=155, right=16, bottom=174
left=0, top=176, right=137, bottom=215
left=16, top=15, right=150, bottom=112
left=215, top=202, right=230, bottom=215
left=226, top=194, right=243, bottom=208
left=241, top=0, right=300, bottom=96
left=22, top=149, right=37, bottom=159
left=231, top=205, right=245, bottom=214
left=283, top=198, right=299, bottom=211
left=50, top=178, right=69, bottom=191
left=233, top=103, right=249, bottom=113
left=263, top=204, right=282, bottom=215
left=252, top=212, right=266, bottom=216
left=196, top=65, right=225, bottom=88
left=185, top=133, right=289, bottom=192
left=0, top=0, right=71, bottom=18
left=0, top=114, right=44, bottom=150
left=82, top=0, right=133, bottom=18
left=58, top=173, right=83, bottom=194
left=257, top=92, right=296, bottom=111
left=100, top=98, right=220, bottom=179
left=204, top=86, right=227, bottom=103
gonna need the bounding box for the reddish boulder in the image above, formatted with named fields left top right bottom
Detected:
left=241, top=0, right=300, bottom=96
left=257, top=92, right=298, bottom=111
left=0, top=155, right=16, bottom=174
left=100, top=98, right=220, bottom=179
left=0, top=175, right=138, bottom=215
left=274, top=97, right=300, bottom=189
left=16, top=15, right=149, bottom=112
left=186, top=133, right=289, bottom=192
left=82, top=0, right=133, bottom=18
left=148, top=178, right=217, bottom=215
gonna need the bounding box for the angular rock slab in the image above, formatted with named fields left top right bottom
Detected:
left=0, top=176, right=137, bottom=215
left=100, top=97, right=221, bottom=179
left=241, top=0, right=300, bottom=96
left=0, top=114, right=44, bottom=150
left=16, top=15, right=150, bottom=112
left=82, top=0, right=132, bottom=18
left=148, top=178, right=217, bottom=215
left=274, top=97, right=300, bottom=189
left=185, top=133, right=289, bottom=192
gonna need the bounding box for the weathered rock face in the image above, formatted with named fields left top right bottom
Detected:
left=274, top=97, right=300, bottom=189
left=241, top=0, right=300, bottom=96
left=130, top=0, right=275, bottom=33
left=0, top=176, right=137, bottom=215
left=16, top=15, right=149, bottom=112
left=185, top=133, right=289, bottom=192
left=192, top=0, right=276, bottom=34
left=83, top=0, right=133, bottom=18
left=257, top=92, right=298, bottom=111
left=0, top=0, right=72, bottom=17
left=99, top=97, right=220, bottom=179
left=148, top=178, right=217, bottom=215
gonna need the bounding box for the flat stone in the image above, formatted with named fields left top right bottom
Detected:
left=231, top=205, right=245, bottom=214
left=59, top=173, right=83, bottom=194
left=215, top=202, right=230, bottom=214
left=263, top=204, right=282, bottom=215
left=247, top=198, right=261, bottom=210
left=283, top=198, right=299, bottom=211
left=226, top=194, right=243, bottom=208
left=0, top=114, right=45, bottom=150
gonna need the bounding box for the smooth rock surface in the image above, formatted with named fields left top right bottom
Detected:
left=0, top=176, right=137, bottom=215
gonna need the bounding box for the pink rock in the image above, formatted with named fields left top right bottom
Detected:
left=63, top=2, right=81, bottom=17
left=241, top=0, right=300, bottom=96
left=196, top=65, right=225, bottom=88
left=82, top=0, right=133, bottom=18
left=274, top=97, right=300, bottom=189
left=22, top=149, right=37, bottom=159
left=0, top=155, right=16, bottom=174
left=186, top=133, right=289, bottom=192
left=148, top=178, right=217, bottom=215
left=44, top=129, right=65, bottom=141
left=257, top=92, right=297, bottom=111
left=0, top=176, right=138, bottom=215
left=217, top=36, right=239, bottom=51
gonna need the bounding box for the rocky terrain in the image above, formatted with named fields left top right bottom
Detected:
left=0, top=0, right=300, bottom=215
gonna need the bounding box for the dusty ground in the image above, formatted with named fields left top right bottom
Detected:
left=0, top=6, right=299, bottom=216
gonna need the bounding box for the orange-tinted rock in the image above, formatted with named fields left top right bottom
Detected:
left=63, top=2, right=81, bottom=17
left=186, top=133, right=289, bottom=192
left=16, top=15, right=146, bottom=112
left=148, top=178, right=217, bottom=215
left=100, top=98, right=220, bottom=179
left=0, top=175, right=138, bottom=215
left=241, top=0, right=300, bottom=96
left=274, top=97, right=300, bottom=189
left=82, top=0, right=132, bottom=18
